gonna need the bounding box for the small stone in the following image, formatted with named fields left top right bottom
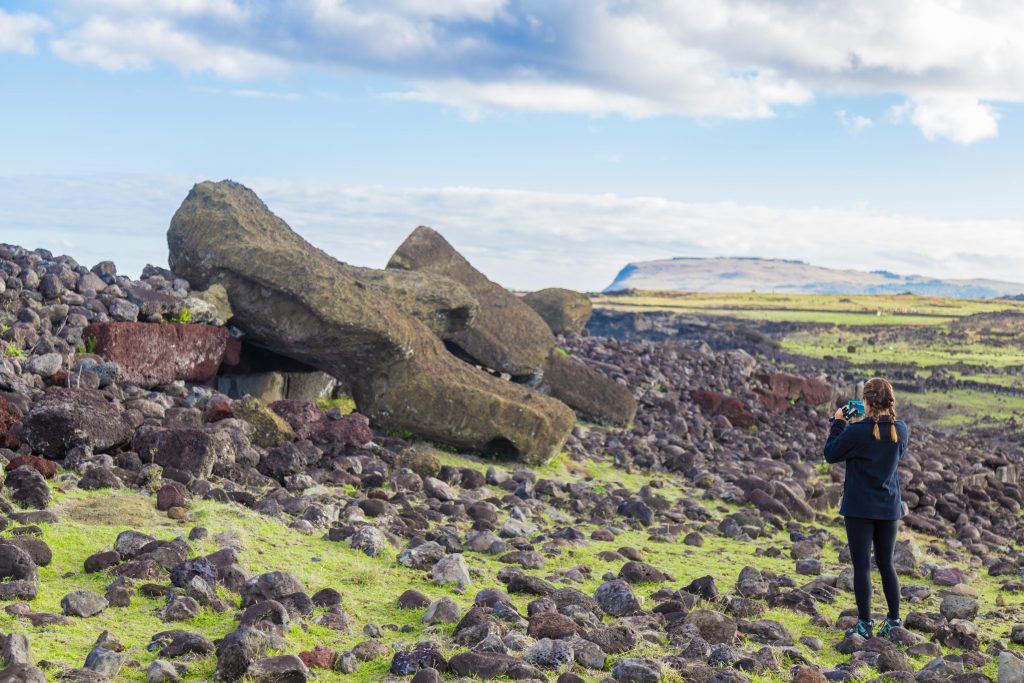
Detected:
left=298, top=646, right=338, bottom=670
left=422, top=598, right=460, bottom=625
left=999, top=651, right=1024, bottom=683
left=26, top=353, right=63, bottom=378
left=147, top=659, right=180, bottom=682
left=611, top=657, right=662, bottom=682
left=61, top=590, right=108, bottom=618
left=351, top=640, right=390, bottom=661
left=247, top=654, right=309, bottom=682
left=524, top=638, right=575, bottom=670
left=349, top=526, right=389, bottom=557
left=594, top=580, right=640, bottom=617
left=939, top=594, right=978, bottom=621
left=410, top=668, right=442, bottom=683
left=398, top=589, right=431, bottom=609
left=431, top=554, right=471, bottom=591
left=84, top=646, right=124, bottom=678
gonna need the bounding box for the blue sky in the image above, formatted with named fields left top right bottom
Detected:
left=2, top=1, right=1023, bottom=290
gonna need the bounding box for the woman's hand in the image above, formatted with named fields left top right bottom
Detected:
left=834, top=408, right=847, bottom=421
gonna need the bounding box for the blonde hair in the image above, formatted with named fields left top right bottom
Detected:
left=863, top=377, right=898, bottom=443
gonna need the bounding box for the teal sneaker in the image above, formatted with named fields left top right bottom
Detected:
left=878, top=617, right=901, bottom=638
left=845, top=619, right=874, bottom=639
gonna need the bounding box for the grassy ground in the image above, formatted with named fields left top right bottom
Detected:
left=778, top=330, right=1024, bottom=370
left=592, top=292, right=1024, bottom=325
left=5, top=450, right=1020, bottom=682
left=900, top=389, right=1024, bottom=429
left=593, top=290, right=1024, bottom=432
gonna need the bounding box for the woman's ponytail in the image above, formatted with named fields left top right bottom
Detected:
left=863, top=377, right=898, bottom=442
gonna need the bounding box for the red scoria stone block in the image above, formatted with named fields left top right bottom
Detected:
left=205, top=399, right=234, bottom=423
left=321, top=412, right=373, bottom=447
left=82, top=322, right=234, bottom=388
left=758, top=372, right=832, bottom=406
left=690, top=389, right=756, bottom=429
left=7, top=454, right=57, bottom=478
left=298, top=646, right=338, bottom=670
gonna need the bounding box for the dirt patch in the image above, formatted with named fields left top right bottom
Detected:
left=60, top=492, right=174, bottom=528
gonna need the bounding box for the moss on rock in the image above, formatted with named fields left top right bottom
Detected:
left=232, top=396, right=296, bottom=447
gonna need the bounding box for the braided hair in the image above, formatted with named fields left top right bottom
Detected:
left=863, top=377, right=898, bottom=443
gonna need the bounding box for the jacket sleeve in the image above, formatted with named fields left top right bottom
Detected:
left=823, top=418, right=859, bottom=464
left=899, top=421, right=911, bottom=461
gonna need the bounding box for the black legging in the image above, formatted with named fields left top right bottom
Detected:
left=845, top=516, right=900, bottom=622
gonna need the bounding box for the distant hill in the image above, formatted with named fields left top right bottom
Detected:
left=604, top=257, right=1024, bottom=299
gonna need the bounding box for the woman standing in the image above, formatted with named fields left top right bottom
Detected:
left=823, top=377, right=910, bottom=639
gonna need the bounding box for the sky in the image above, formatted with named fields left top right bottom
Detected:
left=2, top=0, right=1023, bottom=291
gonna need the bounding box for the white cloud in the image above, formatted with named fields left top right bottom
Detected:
left=0, top=10, right=51, bottom=54
left=29, top=1, right=1024, bottom=141
left=64, top=0, right=248, bottom=21
left=230, top=89, right=302, bottom=100
left=51, top=16, right=289, bottom=78
left=836, top=110, right=873, bottom=134
left=2, top=175, right=1023, bottom=292
left=890, top=95, right=999, bottom=144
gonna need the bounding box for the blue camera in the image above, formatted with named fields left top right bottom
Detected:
left=842, top=400, right=865, bottom=419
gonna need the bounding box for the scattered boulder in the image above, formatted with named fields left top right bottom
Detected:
left=432, top=554, right=471, bottom=591
left=595, top=580, right=640, bottom=617
left=61, top=590, right=108, bottom=618
left=0, top=544, right=40, bottom=600
left=247, top=654, right=309, bottom=683
left=685, top=610, right=737, bottom=645
left=4, top=467, right=51, bottom=509
left=611, top=657, right=663, bottom=682
left=389, top=642, right=448, bottom=676
left=20, top=387, right=132, bottom=458
left=133, top=427, right=235, bottom=478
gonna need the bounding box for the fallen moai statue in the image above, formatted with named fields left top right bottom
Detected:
left=388, top=226, right=636, bottom=426
left=167, top=180, right=575, bottom=463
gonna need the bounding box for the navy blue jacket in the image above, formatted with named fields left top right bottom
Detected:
left=823, top=417, right=909, bottom=520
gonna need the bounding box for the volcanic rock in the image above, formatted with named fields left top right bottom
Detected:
left=21, top=387, right=132, bottom=458
left=0, top=545, right=39, bottom=601
left=3, top=467, right=51, bottom=510
left=82, top=322, right=235, bottom=387
left=133, top=427, right=234, bottom=478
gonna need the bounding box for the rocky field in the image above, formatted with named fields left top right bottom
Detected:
left=3, top=182, right=1024, bottom=683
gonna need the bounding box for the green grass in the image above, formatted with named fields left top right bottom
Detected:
left=780, top=329, right=1024, bottom=370
left=166, top=306, right=193, bottom=324
left=902, top=389, right=1024, bottom=429
left=2, top=341, right=26, bottom=359
left=7, top=450, right=1022, bottom=682
left=592, top=291, right=1024, bottom=324
left=950, top=371, right=1024, bottom=389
